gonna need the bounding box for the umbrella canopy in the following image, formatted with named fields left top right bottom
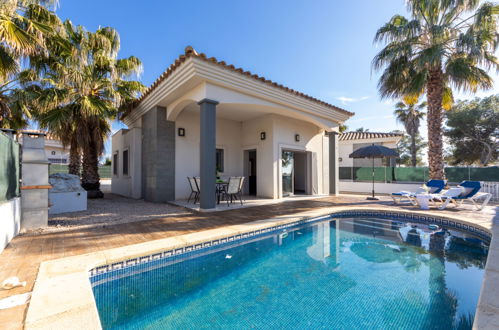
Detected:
left=349, top=144, right=399, bottom=159
left=349, top=144, right=399, bottom=200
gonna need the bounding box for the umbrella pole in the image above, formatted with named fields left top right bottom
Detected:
left=367, top=156, right=379, bottom=200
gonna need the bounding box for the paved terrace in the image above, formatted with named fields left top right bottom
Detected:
left=0, top=194, right=497, bottom=329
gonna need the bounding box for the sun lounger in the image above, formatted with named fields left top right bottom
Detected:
left=391, top=180, right=446, bottom=205
left=432, top=181, right=490, bottom=210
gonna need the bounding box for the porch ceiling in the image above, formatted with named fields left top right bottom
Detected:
left=181, top=102, right=277, bottom=122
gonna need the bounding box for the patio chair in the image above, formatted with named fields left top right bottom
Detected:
left=433, top=181, right=489, bottom=210
left=187, top=177, right=200, bottom=203
left=222, top=176, right=245, bottom=206
left=391, top=179, right=446, bottom=205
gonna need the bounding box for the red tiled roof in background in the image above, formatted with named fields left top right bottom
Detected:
left=339, top=131, right=403, bottom=141
left=125, top=46, right=354, bottom=118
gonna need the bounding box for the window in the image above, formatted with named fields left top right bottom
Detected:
left=216, top=148, right=224, bottom=173
left=122, top=149, right=129, bottom=176
left=113, top=153, right=118, bottom=176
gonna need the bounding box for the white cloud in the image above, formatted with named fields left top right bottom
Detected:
left=336, top=95, right=370, bottom=105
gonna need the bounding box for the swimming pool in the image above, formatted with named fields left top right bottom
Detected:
left=91, top=215, right=489, bottom=329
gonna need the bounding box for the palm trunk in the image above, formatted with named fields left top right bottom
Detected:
left=81, top=138, right=103, bottom=198
left=410, top=133, right=417, bottom=167
left=68, top=136, right=80, bottom=176
left=426, top=68, right=445, bottom=180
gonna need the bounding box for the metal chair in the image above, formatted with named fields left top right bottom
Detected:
left=222, top=176, right=245, bottom=206
left=187, top=177, right=200, bottom=203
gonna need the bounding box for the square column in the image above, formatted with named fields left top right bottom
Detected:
left=198, top=99, right=218, bottom=209
left=328, top=132, right=339, bottom=195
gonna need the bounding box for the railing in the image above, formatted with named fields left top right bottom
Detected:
left=340, top=166, right=499, bottom=184
left=0, top=131, right=20, bottom=202
left=481, top=182, right=499, bottom=202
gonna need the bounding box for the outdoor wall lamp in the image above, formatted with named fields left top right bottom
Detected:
left=178, top=128, right=185, bottom=137
left=260, top=132, right=266, bottom=140
left=295, top=134, right=300, bottom=142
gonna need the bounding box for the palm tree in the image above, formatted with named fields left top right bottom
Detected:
left=34, top=22, right=144, bottom=196
left=0, top=0, right=61, bottom=128
left=394, top=96, right=426, bottom=167
left=373, top=0, right=499, bottom=179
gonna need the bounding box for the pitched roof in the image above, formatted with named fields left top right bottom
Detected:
left=339, top=131, right=403, bottom=141
left=126, top=46, right=353, bottom=118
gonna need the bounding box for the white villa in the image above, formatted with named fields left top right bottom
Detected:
left=111, top=47, right=354, bottom=210
left=338, top=131, right=403, bottom=168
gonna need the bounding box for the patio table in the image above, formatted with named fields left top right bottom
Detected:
left=216, top=181, right=228, bottom=204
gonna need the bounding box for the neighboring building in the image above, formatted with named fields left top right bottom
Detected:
left=338, top=131, right=403, bottom=167
left=19, top=130, right=70, bottom=164
left=111, top=47, right=354, bottom=209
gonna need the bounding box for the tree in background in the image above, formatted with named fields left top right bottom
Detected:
left=373, top=0, right=499, bottom=179
left=445, top=95, right=499, bottom=166
left=34, top=22, right=144, bottom=196
left=355, top=127, right=369, bottom=132
left=394, top=96, right=426, bottom=167
left=0, top=0, right=62, bottom=128
left=397, top=133, right=427, bottom=166
left=339, top=124, right=348, bottom=133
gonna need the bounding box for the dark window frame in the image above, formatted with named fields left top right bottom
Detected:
left=113, top=152, right=118, bottom=176
left=122, top=149, right=129, bottom=176
left=216, top=148, right=224, bottom=173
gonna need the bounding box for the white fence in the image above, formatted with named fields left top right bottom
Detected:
left=481, top=182, right=499, bottom=202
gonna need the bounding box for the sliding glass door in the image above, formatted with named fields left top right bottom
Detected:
left=282, top=151, right=294, bottom=197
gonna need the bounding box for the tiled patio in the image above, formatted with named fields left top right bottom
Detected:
left=0, top=193, right=497, bottom=330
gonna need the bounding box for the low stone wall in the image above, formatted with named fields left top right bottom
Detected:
left=0, top=197, right=20, bottom=253
left=339, top=180, right=421, bottom=195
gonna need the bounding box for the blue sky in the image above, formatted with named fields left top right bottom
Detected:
left=56, top=0, right=498, bottom=158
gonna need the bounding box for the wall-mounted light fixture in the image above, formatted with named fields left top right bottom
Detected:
left=339, top=157, right=343, bottom=162
left=260, top=132, right=266, bottom=140
left=295, top=134, right=300, bottom=142
left=178, top=127, right=185, bottom=137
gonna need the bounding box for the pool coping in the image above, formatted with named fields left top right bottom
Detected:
left=24, top=206, right=498, bottom=329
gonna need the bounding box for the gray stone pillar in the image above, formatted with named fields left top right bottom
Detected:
left=141, top=106, right=175, bottom=202
left=328, top=132, right=339, bottom=195
left=21, top=132, right=50, bottom=230
left=198, top=99, right=218, bottom=209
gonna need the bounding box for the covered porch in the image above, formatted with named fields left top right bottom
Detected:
left=169, top=81, right=341, bottom=210
left=116, top=47, right=353, bottom=210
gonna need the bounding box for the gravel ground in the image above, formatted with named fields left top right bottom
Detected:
left=43, top=193, right=191, bottom=233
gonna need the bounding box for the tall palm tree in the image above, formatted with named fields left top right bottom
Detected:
left=34, top=22, right=144, bottom=196
left=373, top=0, right=499, bottom=179
left=394, top=96, right=426, bottom=167
left=0, top=0, right=61, bottom=128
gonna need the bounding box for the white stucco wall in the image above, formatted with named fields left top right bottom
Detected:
left=111, top=127, right=142, bottom=198
left=339, top=181, right=422, bottom=194
left=241, top=115, right=275, bottom=198
left=174, top=112, right=330, bottom=200
left=175, top=111, right=244, bottom=199
left=45, top=146, right=69, bottom=164
left=0, top=197, right=20, bottom=254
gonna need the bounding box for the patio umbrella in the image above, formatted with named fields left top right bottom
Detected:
left=349, top=144, right=399, bottom=200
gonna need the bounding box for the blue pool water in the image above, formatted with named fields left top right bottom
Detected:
left=91, top=217, right=489, bottom=329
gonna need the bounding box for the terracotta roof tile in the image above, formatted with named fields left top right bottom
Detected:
left=339, top=131, right=403, bottom=141
left=124, top=46, right=354, bottom=119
